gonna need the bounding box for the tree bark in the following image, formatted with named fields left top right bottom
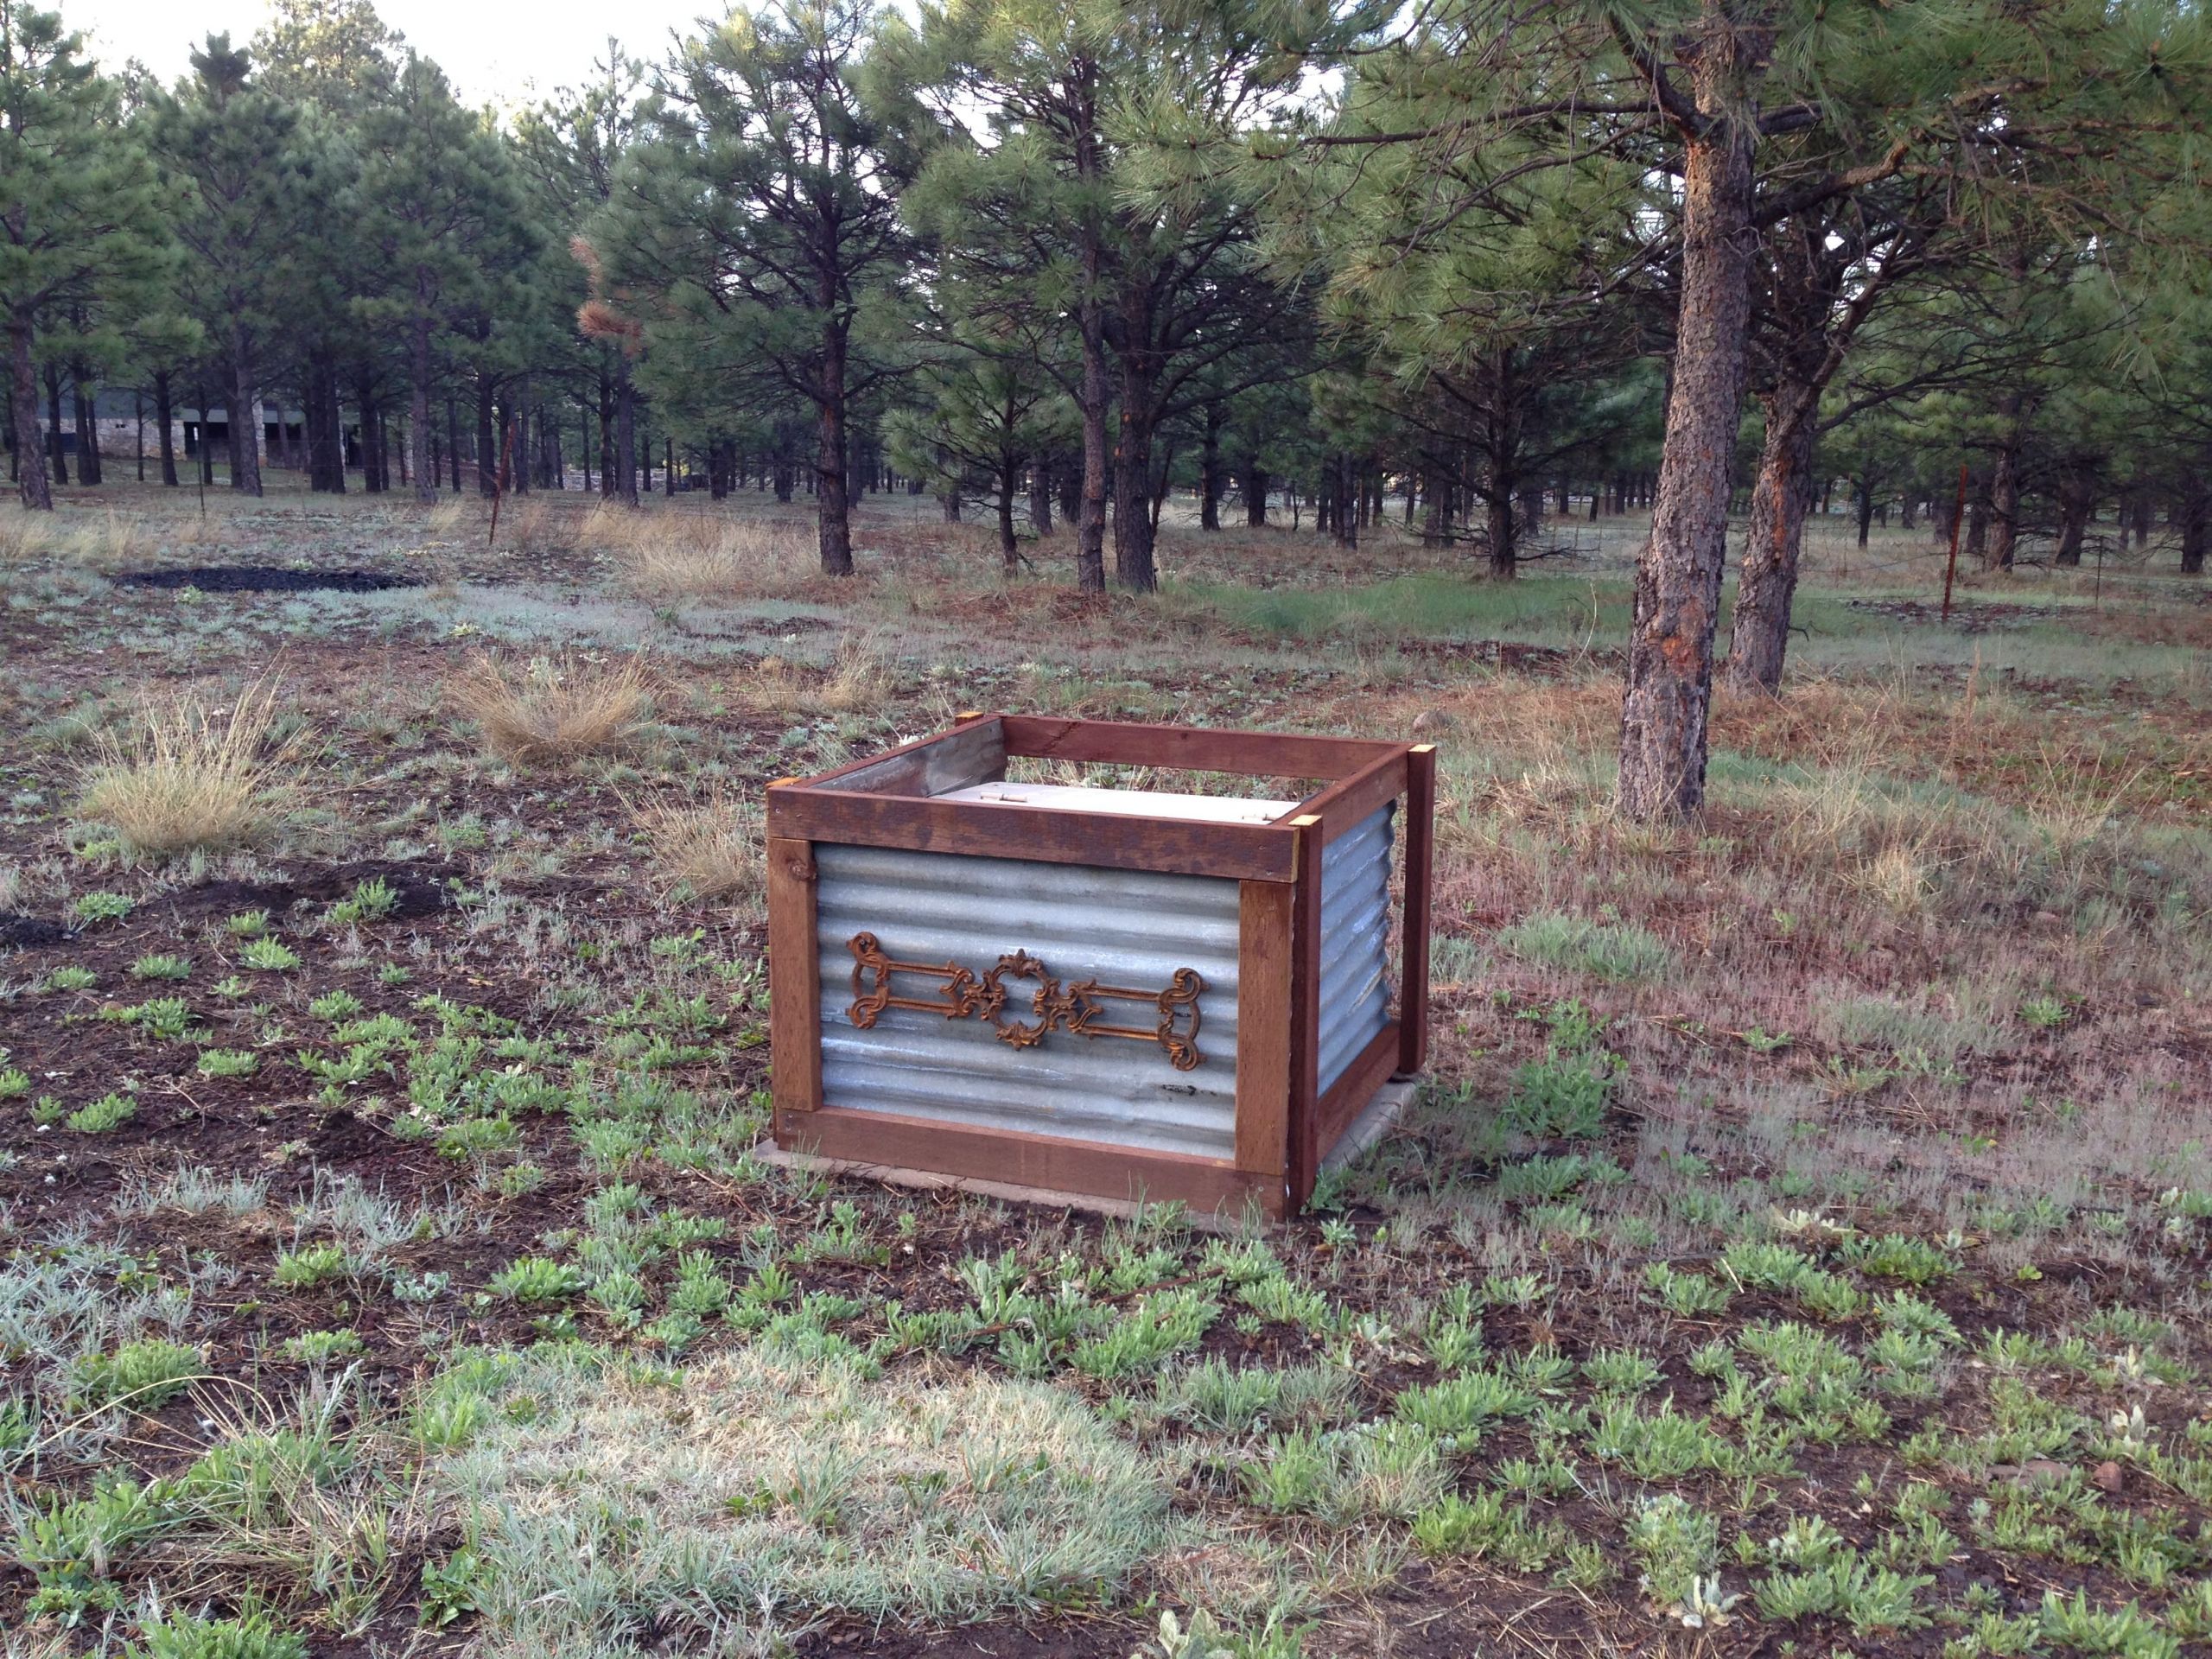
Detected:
left=1484, top=490, right=1516, bottom=579
left=1722, top=388, right=1817, bottom=693
left=43, top=365, right=68, bottom=485
left=1071, top=66, right=1109, bottom=594
left=231, top=346, right=261, bottom=497
left=1987, top=394, right=2024, bottom=569
left=816, top=316, right=853, bottom=575
left=1243, top=461, right=1268, bottom=526
left=11, top=321, right=50, bottom=509
left=410, top=317, right=435, bottom=504
left=996, top=457, right=1020, bottom=572
left=474, top=378, right=497, bottom=498
left=1199, top=403, right=1224, bottom=531
left=1421, top=456, right=1453, bottom=547
left=69, top=369, right=100, bottom=486
left=2181, top=467, right=2208, bottom=574
left=615, top=356, right=638, bottom=506
left=1618, top=21, right=1756, bottom=822
left=305, top=353, right=342, bottom=492
left=1028, top=455, right=1052, bottom=535
left=357, top=381, right=383, bottom=492
left=1110, top=326, right=1160, bottom=592
left=2053, top=467, right=2093, bottom=567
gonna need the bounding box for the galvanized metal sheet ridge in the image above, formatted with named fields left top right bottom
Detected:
left=1316, top=804, right=1395, bottom=1096
left=812, top=842, right=1241, bottom=1160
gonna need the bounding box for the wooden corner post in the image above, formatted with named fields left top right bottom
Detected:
left=1399, top=743, right=1437, bottom=1077
left=1285, top=814, right=1325, bottom=1209
left=765, top=822, right=822, bottom=1141
left=1234, top=874, right=1295, bottom=1219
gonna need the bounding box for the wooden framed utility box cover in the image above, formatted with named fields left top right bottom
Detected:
left=766, top=715, right=1434, bottom=1218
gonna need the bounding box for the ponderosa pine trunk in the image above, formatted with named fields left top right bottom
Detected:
left=1243, top=461, right=1268, bottom=526
left=1110, top=327, right=1159, bottom=592
left=11, top=321, right=49, bottom=509
left=1723, top=387, right=1818, bottom=693
left=357, top=380, right=384, bottom=492
left=305, top=353, right=342, bottom=492
left=1618, top=19, right=1756, bottom=822
left=474, top=378, right=497, bottom=498
left=996, top=457, right=1020, bottom=572
left=1987, top=394, right=2024, bottom=569
left=410, top=316, right=435, bottom=504
left=1421, top=457, right=1454, bottom=547
left=1484, top=490, right=1515, bottom=578
left=2054, top=468, right=2093, bottom=567
left=43, top=365, right=67, bottom=485
left=231, top=347, right=261, bottom=498
left=1028, top=456, right=1052, bottom=535
left=153, top=369, right=178, bottom=488
left=2181, top=471, right=2208, bottom=574
left=1068, top=63, right=1109, bottom=593
left=70, top=370, right=100, bottom=486
left=816, top=315, right=853, bottom=575
left=613, top=355, right=638, bottom=506
left=1199, top=403, right=1224, bottom=531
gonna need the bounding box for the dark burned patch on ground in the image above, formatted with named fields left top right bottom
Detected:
left=0, top=912, right=70, bottom=949
left=113, top=563, right=422, bottom=594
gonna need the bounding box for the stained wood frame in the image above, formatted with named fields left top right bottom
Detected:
left=766, top=715, right=1435, bottom=1217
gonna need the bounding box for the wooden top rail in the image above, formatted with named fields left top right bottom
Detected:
left=768, top=715, right=1421, bottom=879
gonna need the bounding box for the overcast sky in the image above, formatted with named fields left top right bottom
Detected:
left=68, top=0, right=711, bottom=108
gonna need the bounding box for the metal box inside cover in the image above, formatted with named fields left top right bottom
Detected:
left=765, top=715, right=1435, bottom=1218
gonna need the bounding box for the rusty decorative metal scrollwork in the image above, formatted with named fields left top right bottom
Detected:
left=846, top=934, right=1205, bottom=1071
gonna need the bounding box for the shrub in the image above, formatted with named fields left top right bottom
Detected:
left=74, top=677, right=300, bottom=861
left=446, top=652, right=652, bottom=765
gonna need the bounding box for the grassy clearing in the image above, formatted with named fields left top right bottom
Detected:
left=0, top=485, right=2207, bottom=1657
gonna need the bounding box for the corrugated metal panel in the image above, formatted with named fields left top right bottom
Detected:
left=815, top=845, right=1243, bottom=1160
left=1317, top=804, right=1395, bottom=1094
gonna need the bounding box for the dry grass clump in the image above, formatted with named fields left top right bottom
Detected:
left=610, top=512, right=815, bottom=600
left=446, top=652, right=652, bottom=765
left=0, top=505, right=154, bottom=566
left=75, top=677, right=302, bottom=861
left=636, top=792, right=763, bottom=906
left=742, top=632, right=894, bottom=715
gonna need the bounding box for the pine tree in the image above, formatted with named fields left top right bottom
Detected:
left=608, top=0, right=910, bottom=575
left=145, top=35, right=327, bottom=497
left=1269, top=0, right=2210, bottom=817
left=0, top=1, right=170, bottom=509
left=353, top=54, right=536, bottom=503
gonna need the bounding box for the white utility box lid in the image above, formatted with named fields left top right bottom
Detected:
left=934, top=781, right=1299, bottom=825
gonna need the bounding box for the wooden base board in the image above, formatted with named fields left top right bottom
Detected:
left=750, top=1140, right=1266, bottom=1230
left=1320, top=1076, right=1421, bottom=1177
left=752, top=1073, right=1422, bottom=1224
